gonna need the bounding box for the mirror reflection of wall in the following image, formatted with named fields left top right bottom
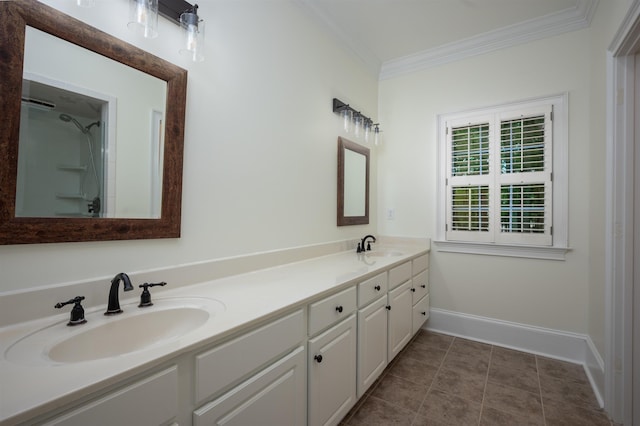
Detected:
left=343, top=148, right=366, bottom=217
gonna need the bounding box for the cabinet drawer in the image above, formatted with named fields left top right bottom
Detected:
left=412, top=270, right=429, bottom=304
left=388, top=261, right=412, bottom=290
left=357, top=272, right=388, bottom=308
left=308, top=286, right=357, bottom=336
left=412, top=294, right=430, bottom=335
left=412, top=254, right=429, bottom=275
left=44, top=367, right=177, bottom=426
left=195, top=309, right=304, bottom=403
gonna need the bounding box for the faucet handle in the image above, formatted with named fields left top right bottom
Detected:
left=55, top=296, right=87, bottom=326
left=138, top=282, right=167, bottom=308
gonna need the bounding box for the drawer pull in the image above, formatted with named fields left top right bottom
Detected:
left=374, top=285, right=381, bottom=291
left=386, top=305, right=391, bottom=311
left=314, top=354, right=323, bottom=363
left=335, top=305, right=343, bottom=313
left=421, top=311, right=427, bottom=316
left=421, top=284, right=426, bottom=289
left=411, top=288, right=416, bottom=292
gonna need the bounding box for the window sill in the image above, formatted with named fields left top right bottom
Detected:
left=433, top=240, right=570, bottom=260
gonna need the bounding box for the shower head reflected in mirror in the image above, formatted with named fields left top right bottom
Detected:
left=59, top=113, right=100, bottom=134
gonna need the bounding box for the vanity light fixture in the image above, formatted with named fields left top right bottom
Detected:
left=332, top=98, right=381, bottom=144
left=124, top=0, right=205, bottom=61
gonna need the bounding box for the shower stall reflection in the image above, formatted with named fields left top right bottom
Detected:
left=17, top=100, right=106, bottom=218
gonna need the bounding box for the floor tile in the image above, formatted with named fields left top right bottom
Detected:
left=483, top=381, right=543, bottom=421
left=491, top=346, right=537, bottom=373
left=480, top=406, right=544, bottom=426
left=543, top=397, right=612, bottom=426
left=442, top=349, right=490, bottom=376
left=401, top=341, right=448, bottom=369
left=370, top=374, right=428, bottom=412
left=342, top=332, right=614, bottom=426
left=537, top=356, right=589, bottom=382
left=345, top=395, right=415, bottom=426
left=540, top=374, right=600, bottom=410
left=431, top=367, right=487, bottom=403
left=448, top=337, right=492, bottom=358
left=488, top=362, right=540, bottom=394
left=412, top=330, right=454, bottom=351
left=415, top=389, right=481, bottom=426
left=388, top=354, right=438, bottom=387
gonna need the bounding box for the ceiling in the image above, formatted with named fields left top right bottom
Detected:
left=298, top=0, right=598, bottom=79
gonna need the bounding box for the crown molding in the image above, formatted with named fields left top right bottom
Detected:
left=295, top=0, right=382, bottom=77
left=379, top=0, right=598, bottom=80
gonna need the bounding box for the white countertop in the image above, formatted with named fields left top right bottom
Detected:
left=0, top=243, right=428, bottom=424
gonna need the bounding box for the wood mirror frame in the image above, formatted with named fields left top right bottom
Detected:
left=0, top=0, right=187, bottom=245
left=337, top=137, right=370, bottom=226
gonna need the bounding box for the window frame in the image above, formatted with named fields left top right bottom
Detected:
left=435, top=93, right=570, bottom=260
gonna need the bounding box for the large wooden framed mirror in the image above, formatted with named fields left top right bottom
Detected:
left=337, top=137, right=369, bottom=226
left=0, top=0, right=187, bottom=244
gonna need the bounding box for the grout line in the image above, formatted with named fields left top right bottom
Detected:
left=477, top=345, right=494, bottom=425
left=410, top=334, right=454, bottom=425
left=535, top=355, right=548, bottom=426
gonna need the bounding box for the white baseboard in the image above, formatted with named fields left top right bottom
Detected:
left=424, top=308, right=605, bottom=407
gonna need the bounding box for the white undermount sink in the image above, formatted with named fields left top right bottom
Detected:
left=4, top=297, right=225, bottom=365
left=364, top=249, right=404, bottom=257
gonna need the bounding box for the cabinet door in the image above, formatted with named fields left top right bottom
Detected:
left=44, top=367, right=178, bottom=426
left=357, top=296, right=388, bottom=398
left=387, top=280, right=413, bottom=362
left=308, top=314, right=357, bottom=426
left=193, top=346, right=306, bottom=426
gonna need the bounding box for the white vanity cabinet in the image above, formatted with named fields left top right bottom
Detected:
left=411, top=254, right=430, bottom=335
left=387, top=261, right=413, bottom=362
left=307, top=287, right=357, bottom=426
left=356, top=272, right=388, bottom=397
left=42, top=366, right=178, bottom=426
left=193, top=309, right=307, bottom=426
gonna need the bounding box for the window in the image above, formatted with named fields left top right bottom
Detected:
left=436, top=94, right=569, bottom=259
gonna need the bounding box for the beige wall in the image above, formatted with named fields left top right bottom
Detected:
left=0, top=0, right=378, bottom=292
left=377, top=2, right=629, bottom=357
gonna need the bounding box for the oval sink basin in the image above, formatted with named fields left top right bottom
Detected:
left=49, top=307, right=208, bottom=363
left=365, top=250, right=404, bottom=258
left=5, top=297, right=224, bottom=365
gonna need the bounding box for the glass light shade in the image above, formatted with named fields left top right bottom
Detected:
left=353, top=114, right=363, bottom=138
left=374, top=126, right=382, bottom=145
left=77, top=0, right=96, bottom=7
left=363, top=121, right=371, bottom=143
left=128, top=0, right=159, bottom=39
left=341, top=108, right=352, bottom=133
left=180, top=10, right=205, bottom=62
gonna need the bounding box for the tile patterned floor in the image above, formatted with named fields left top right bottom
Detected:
left=341, top=330, right=614, bottom=426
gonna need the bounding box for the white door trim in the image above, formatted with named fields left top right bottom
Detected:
left=606, top=2, right=640, bottom=424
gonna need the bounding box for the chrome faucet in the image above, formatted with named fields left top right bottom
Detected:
left=358, top=235, right=376, bottom=253
left=105, top=272, right=134, bottom=315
